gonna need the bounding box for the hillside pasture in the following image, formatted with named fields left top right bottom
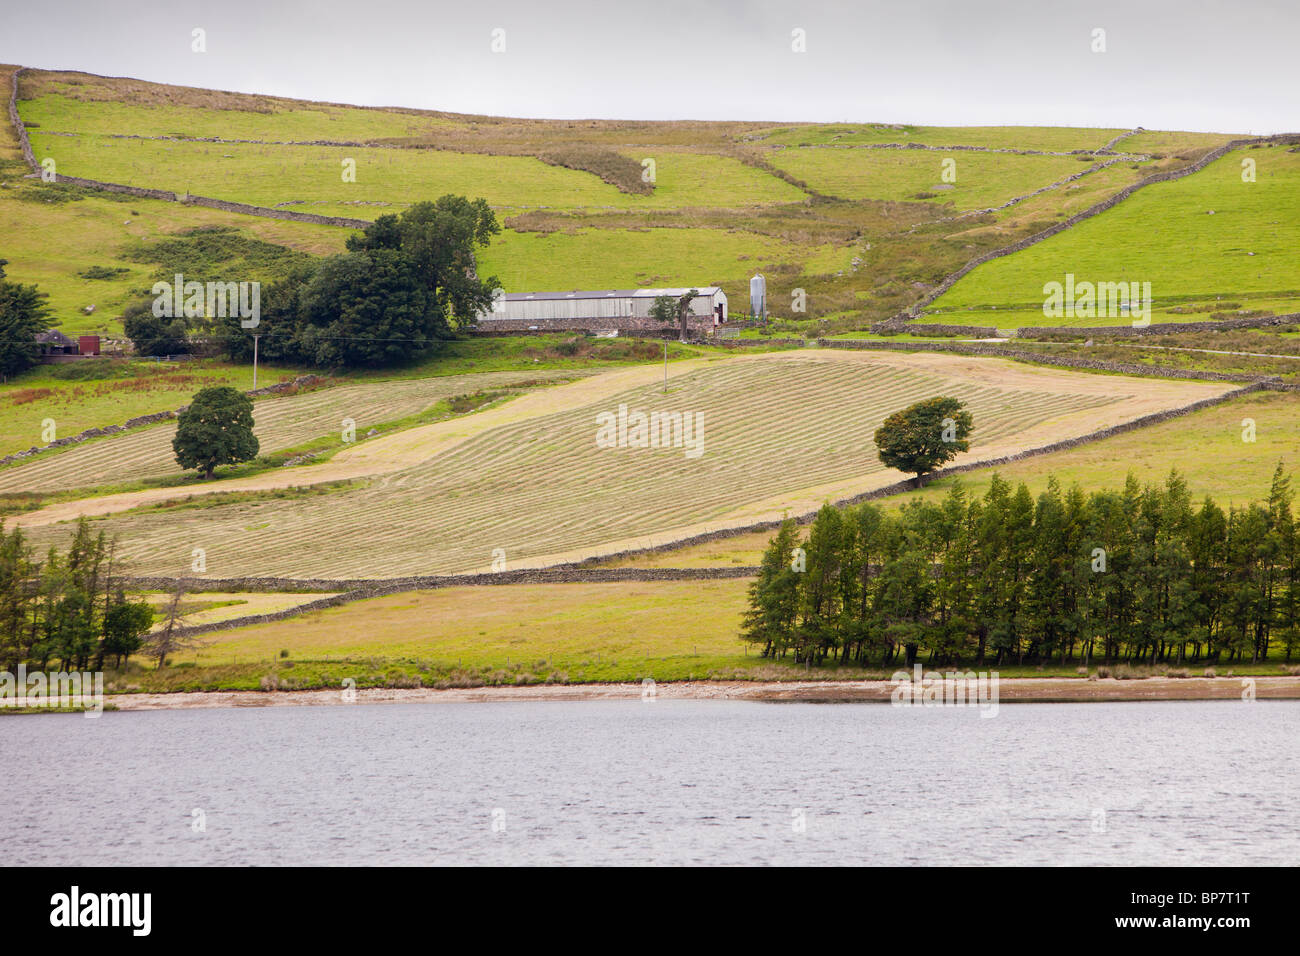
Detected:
left=17, top=86, right=453, bottom=142
left=764, top=147, right=1102, bottom=209
left=924, top=144, right=1300, bottom=327
left=477, top=225, right=815, bottom=292
left=759, top=125, right=1134, bottom=152
left=15, top=350, right=1235, bottom=580
left=0, top=174, right=350, bottom=335
left=27, top=133, right=806, bottom=215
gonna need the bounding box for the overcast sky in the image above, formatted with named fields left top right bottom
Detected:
left=1, top=0, right=1294, bottom=132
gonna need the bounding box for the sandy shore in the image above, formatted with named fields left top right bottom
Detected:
left=104, top=676, right=1300, bottom=711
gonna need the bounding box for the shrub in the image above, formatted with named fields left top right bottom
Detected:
left=78, top=265, right=130, bottom=280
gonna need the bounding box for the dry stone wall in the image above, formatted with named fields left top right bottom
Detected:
left=1016, top=311, right=1300, bottom=338
left=876, top=132, right=1300, bottom=335
left=8, top=68, right=371, bottom=229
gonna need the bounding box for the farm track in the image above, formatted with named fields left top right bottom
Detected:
left=15, top=351, right=1234, bottom=580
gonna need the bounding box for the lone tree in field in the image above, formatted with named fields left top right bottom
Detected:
left=874, top=396, right=973, bottom=488
left=173, top=386, right=259, bottom=479
left=649, top=288, right=699, bottom=342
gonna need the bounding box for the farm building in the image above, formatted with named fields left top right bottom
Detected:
left=36, top=330, right=101, bottom=363
left=36, top=329, right=78, bottom=356
left=476, top=287, right=729, bottom=334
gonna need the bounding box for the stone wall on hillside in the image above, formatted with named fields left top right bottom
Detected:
left=880, top=323, right=1000, bottom=337
left=7, top=69, right=372, bottom=229
left=875, top=132, right=1300, bottom=333
left=1016, top=311, right=1300, bottom=338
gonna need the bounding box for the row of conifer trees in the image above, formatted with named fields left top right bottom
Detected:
left=742, top=466, right=1300, bottom=668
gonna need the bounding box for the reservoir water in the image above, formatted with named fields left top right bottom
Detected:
left=3, top=699, right=1296, bottom=865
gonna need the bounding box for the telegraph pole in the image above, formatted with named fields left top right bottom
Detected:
left=252, top=333, right=261, bottom=391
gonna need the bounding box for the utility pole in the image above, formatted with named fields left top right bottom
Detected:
left=663, top=339, right=668, bottom=393
left=251, top=333, right=261, bottom=391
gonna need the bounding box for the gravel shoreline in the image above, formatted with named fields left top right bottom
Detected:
left=102, top=676, right=1300, bottom=711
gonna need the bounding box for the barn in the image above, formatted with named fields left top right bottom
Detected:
left=476, top=287, right=729, bottom=334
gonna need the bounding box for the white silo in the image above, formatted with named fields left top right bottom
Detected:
left=749, top=273, right=766, bottom=320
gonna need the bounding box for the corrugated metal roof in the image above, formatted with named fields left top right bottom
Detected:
left=502, top=287, right=721, bottom=302
left=36, top=329, right=76, bottom=346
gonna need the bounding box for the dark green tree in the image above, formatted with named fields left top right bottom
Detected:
left=101, top=600, right=154, bottom=669
left=741, top=519, right=802, bottom=658
left=0, top=259, right=54, bottom=377
left=173, top=386, right=259, bottom=479
left=121, top=298, right=190, bottom=356
left=874, top=396, right=973, bottom=487
left=296, top=248, right=440, bottom=367
left=346, top=195, right=501, bottom=329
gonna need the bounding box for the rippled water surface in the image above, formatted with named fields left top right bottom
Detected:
left=4, top=700, right=1297, bottom=865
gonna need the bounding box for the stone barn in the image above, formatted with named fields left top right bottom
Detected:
left=475, top=287, right=729, bottom=335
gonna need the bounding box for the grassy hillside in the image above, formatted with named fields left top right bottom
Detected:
left=757, top=125, right=1135, bottom=151
left=8, top=67, right=1235, bottom=339
left=925, top=143, right=1300, bottom=327
left=764, top=148, right=1115, bottom=209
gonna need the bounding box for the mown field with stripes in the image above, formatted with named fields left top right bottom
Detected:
left=0, top=369, right=580, bottom=494
left=19, top=352, right=1232, bottom=580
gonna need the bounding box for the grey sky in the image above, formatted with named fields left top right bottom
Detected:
left=1, top=0, right=1294, bottom=132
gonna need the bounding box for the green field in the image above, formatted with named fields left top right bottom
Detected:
left=167, top=579, right=753, bottom=681
left=477, top=225, right=828, bottom=291
left=28, top=133, right=807, bottom=215
left=925, top=144, right=1300, bottom=326
left=0, top=172, right=350, bottom=335
left=17, top=85, right=452, bottom=141
left=759, top=125, right=1135, bottom=151
left=765, top=147, right=1113, bottom=209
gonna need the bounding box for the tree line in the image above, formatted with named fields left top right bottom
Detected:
left=0, top=518, right=155, bottom=672
left=743, top=466, right=1300, bottom=668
